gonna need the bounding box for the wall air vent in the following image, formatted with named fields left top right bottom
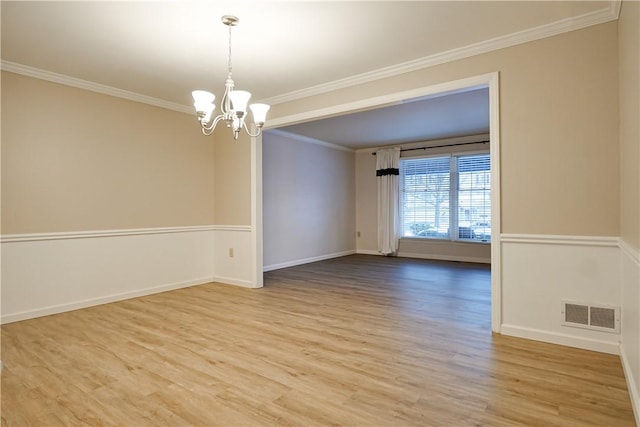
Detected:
left=561, top=301, right=619, bottom=333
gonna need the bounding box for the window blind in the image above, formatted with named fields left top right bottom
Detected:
left=401, top=157, right=451, bottom=238
left=457, top=154, right=491, bottom=241
left=400, top=153, right=491, bottom=242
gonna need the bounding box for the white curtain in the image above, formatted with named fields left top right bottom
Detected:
left=376, top=147, right=401, bottom=256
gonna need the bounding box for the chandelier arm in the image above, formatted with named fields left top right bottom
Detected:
left=201, top=127, right=215, bottom=136
left=221, top=93, right=229, bottom=116
left=212, top=114, right=225, bottom=129
left=243, top=121, right=263, bottom=138
left=201, top=114, right=225, bottom=134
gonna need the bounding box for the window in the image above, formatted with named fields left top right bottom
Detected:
left=400, top=153, right=491, bottom=242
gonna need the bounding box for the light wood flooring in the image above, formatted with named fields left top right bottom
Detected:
left=1, top=255, right=635, bottom=426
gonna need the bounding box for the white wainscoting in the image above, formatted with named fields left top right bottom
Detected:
left=500, top=234, right=622, bottom=355
left=1, top=225, right=259, bottom=324
left=212, top=226, right=255, bottom=288
left=620, top=240, right=640, bottom=425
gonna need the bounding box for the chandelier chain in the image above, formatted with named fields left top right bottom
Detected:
left=227, top=24, right=233, bottom=76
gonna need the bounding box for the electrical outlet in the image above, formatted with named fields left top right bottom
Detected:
left=228, top=247, right=234, bottom=258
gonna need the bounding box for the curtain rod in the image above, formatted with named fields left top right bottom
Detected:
left=372, top=140, right=489, bottom=155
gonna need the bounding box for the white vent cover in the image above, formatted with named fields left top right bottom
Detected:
left=561, top=301, right=620, bottom=333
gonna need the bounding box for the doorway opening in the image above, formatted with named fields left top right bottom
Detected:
left=255, top=72, right=501, bottom=332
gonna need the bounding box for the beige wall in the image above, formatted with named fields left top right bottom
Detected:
left=272, top=22, right=620, bottom=237
left=213, top=127, right=251, bottom=225
left=6, top=21, right=618, bottom=237
left=619, top=1, right=640, bottom=251
left=1, top=72, right=215, bottom=234
left=263, top=131, right=355, bottom=267
left=355, top=150, right=378, bottom=250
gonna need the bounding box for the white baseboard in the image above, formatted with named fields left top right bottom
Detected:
left=264, top=250, right=356, bottom=272
left=398, top=251, right=490, bottom=264
left=356, top=249, right=381, bottom=256
left=501, top=324, right=620, bottom=355
left=213, top=276, right=255, bottom=288
left=620, top=343, right=640, bottom=426
left=1, top=276, right=214, bottom=324
left=356, top=249, right=490, bottom=264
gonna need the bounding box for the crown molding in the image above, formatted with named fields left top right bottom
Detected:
left=261, top=2, right=620, bottom=106
left=610, top=0, right=622, bottom=20
left=265, top=129, right=354, bottom=153
left=0, top=61, right=193, bottom=115
left=1, top=2, right=620, bottom=112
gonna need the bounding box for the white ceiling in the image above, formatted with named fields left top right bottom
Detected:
left=1, top=1, right=616, bottom=148
left=276, top=87, right=490, bottom=149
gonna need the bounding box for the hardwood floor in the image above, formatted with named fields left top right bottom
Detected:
left=1, top=255, right=635, bottom=426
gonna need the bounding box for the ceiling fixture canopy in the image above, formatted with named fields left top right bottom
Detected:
left=192, top=15, right=270, bottom=140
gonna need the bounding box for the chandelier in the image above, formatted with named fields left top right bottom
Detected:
left=191, top=15, right=270, bottom=140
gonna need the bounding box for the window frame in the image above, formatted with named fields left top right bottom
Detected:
left=399, top=150, right=491, bottom=244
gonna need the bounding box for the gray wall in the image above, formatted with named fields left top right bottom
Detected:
left=263, top=131, right=356, bottom=269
